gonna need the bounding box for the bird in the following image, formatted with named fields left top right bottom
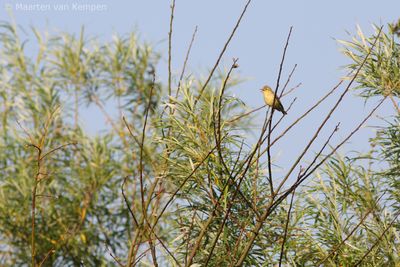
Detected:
left=260, top=85, right=287, bottom=115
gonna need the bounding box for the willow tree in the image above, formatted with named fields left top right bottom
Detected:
left=1, top=5, right=398, bottom=267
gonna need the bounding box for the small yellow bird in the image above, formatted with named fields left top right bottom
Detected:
left=260, top=85, right=287, bottom=115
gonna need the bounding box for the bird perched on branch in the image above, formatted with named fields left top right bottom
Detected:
left=260, top=85, right=287, bottom=115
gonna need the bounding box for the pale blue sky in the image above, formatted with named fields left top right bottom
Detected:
left=1, top=0, right=399, bottom=170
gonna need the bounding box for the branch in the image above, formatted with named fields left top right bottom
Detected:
left=278, top=187, right=296, bottom=266
left=353, top=211, right=400, bottom=266
left=317, top=189, right=387, bottom=265
left=126, top=72, right=156, bottom=266
left=234, top=26, right=384, bottom=266
left=266, top=27, right=294, bottom=196
left=176, top=26, right=198, bottom=98
left=121, top=176, right=139, bottom=228
left=194, top=0, right=252, bottom=106
left=151, top=138, right=224, bottom=230
left=168, top=0, right=176, bottom=97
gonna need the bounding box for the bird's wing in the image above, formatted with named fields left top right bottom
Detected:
left=275, top=99, right=286, bottom=114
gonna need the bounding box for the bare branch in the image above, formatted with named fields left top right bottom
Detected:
left=121, top=176, right=139, bottom=228
left=235, top=26, right=384, bottom=266
left=176, top=26, right=198, bottom=98
left=195, top=0, right=252, bottom=105
left=278, top=187, right=296, bottom=267
left=168, top=0, right=176, bottom=97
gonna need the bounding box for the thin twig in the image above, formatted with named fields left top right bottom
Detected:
left=16, top=120, right=34, bottom=144
left=274, top=27, right=293, bottom=96
left=317, top=199, right=382, bottom=265
left=267, top=27, right=293, bottom=197
left=132, top=242, right=159, bottom=267
left=38, top=248, right=55, bottom=267
left=105, top=245, right=124, bottom=267
left=299, top=98, right=385, bottom=181
left=176, top=26, right=198, bottom=98
left=202, top=120, right=268, bottom=264
left=228, top=64, right=297, bottom=125
left=139, top=73, right=156, bottom=212
left=217, top=58, right=239, bottom=146
left=210, top=58, right=260, bottom=217
left=353, top=211, right=400, bottom=266
left=212, top=59, right=259, bottom=218
left=262, top=98, right=386, bottom=264
left=279, top=64, right=297, bottom=98
left=389, top=94, right=400, bottom=114
left=278, top=187, right=296, bottom=267
left=121, top=176, right=139, bottom=227
left=122, top=117, right=142, bottom=149
left=276, top=27, right=383, bottom=198
left=141, top=72, right=158, bottom=267
left=126, top=72, right=156, bottom=267
left=300, top=123, right=340, bottom=177
left=189, top=108, right=272, bottom=266
left=122, top=116, right=157, bottom=173
left=27, top=109, right=61, bottom=266
left=29, top=144, right=42, bottom=266
left=168, top=0, right=176, bottom=97
left=194, top=0, right=252, bottom=106
left=274, top=100, right=385, bottom=216
left=282, top=82, right=302, bottom=98
left=266, top=116, right=275, bottom=195
left=234, top=26, right=383, bottom=266
left=152, top=231, right=182, bottom=267
left=151, top=138, right=224, bottom=230
left=270, top=97, right=297, bottom=134
left=185, top=210, right=198, bottom=266
left=40, top=142, right=77, bottom=161
left=227, top=104, right=266, bottom=124
left=39, top=107, right=60, bottom=148
left=265, top=80, right=343, bottom=152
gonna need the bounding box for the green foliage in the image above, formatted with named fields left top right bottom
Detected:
left=374, top=116, right=400, bottom=212
left=296, top=155, right=397, bottom=266
left=339, top=25, right=400, bottom=98
left=390, top=19, right=400, bottom=38
left=2, top=17, right=400, bottom=267
left=0, top=21, right=159, bottom=265
left=160, top=82, right=273, bottom=265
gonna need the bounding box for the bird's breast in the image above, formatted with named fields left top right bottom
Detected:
left=263, top=93, right=275, bottom=105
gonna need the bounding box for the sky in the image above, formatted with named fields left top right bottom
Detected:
left=1, top=0, right=399, bottom=173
